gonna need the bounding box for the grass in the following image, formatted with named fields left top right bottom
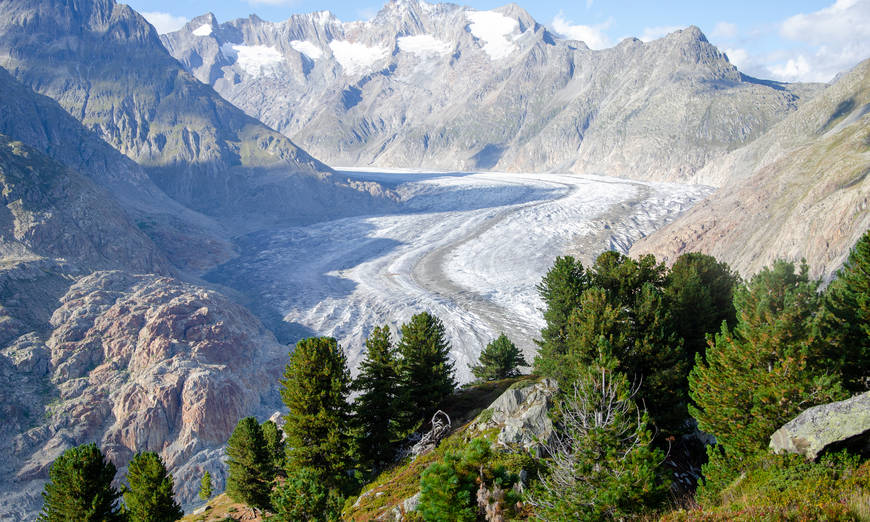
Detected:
left=180, top=494, right=270, bottom=522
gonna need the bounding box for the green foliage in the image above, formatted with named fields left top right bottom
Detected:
left=353, top=325, right=402, bottom=471
left=261, top=420, right=285, bottom=478
left=396, top=313, right=457, bottom=432
left=418, top=438, right=522, bottom=522
left=534, top=256, right=588, bottom=376
left=689, top=260, right=846, bottom=460
left=470, top=333, right=528, bottom=382
left=665, top=252, right=739, bottom=363
left=819, top=229, right=870, bottom=392
left=225, top=417, right=272, bottom=511
left=281, top=337, right=353, bottom=488
left=37, top=443, right=123, bottom=522
left=528, top=368, right=671, bottom=521
left=271, top=467, right=344, bottom=522
left=122, top=452, right=183, bottom=522
left=198, top=471, right=213, bottom=501
left=536, top=252, right=688, bottom=434
left=676, top=451, right=870, bottom=521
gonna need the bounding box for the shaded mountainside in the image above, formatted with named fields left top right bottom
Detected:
left=632, top=58, right=870, bottom=281
left=162, top=0, right=820, bottom=183
left=0, top=0, right=393, bottom=231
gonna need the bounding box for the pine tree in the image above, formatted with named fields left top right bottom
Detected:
left=261, top=420, right=285, bottom=478
left=352, top=325, right=401, bottom=470
left=280, top=337, right=352, bottom=488
left=37, top=443, right=123, bottom=522
left=819, top=229, right=870, bottom=391
left=198, top=471, right=213, bottom=502
left=225, top=417, right=272, bottom=511
left=665, top=252, right=739, bottom=363
left=271, top=467, right=344, bottom=522
left=534, top=256, right=588, bottom=377
left=689, top=260, right=846, bottom=460
left=527, top=367, right=670, bottom=520
left=470, top=333, right=528, bottom=382
left=122, top=452, right=183, bottom=522
left=396, top=312, right=457, bottom=432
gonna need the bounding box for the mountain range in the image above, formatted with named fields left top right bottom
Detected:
left=0, top=0, right=866, bottom=517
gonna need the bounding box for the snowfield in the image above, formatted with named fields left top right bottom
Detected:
left=206, top=169, right=712, bottom=383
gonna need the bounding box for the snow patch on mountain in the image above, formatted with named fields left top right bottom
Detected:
left=398, top=34, right=452, bottom=56
left=291, top=40, right=324, bottom=60
left=192, top=24, right=212, bottom=37
left=465, top=10, right=519, bottom=60
left=329, top=40, right=390, bottom=75
left=221, top=44, right=283, bottom=77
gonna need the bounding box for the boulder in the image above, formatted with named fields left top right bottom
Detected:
left=769, top=391, right=870, bottom=460
left=474, top=378, right=558, bottom=451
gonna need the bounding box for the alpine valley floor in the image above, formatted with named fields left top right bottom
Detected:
left=205, top=169, right=713, bottom=382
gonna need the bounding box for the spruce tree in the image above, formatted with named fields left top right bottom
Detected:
left=122, top=451, right=183, bottom=522
left=280, top=337, right=352, bottom=488
left=470, top=333, right=528, bottom=382
left=396, top=312, right=457, bottom=432
left=352, top=325, right=401, bottom=470
left=261, top=420, right=285, bottom=478
left=819, top=229, right=870, bottom=391
left=38, top=443, right=123, bottom=522
left=225, top=417, right=272, bottom=511
left=689, top=261, right=845, bottom=460
left=198, top=471, right=213, bottom=501
left=534, top=256, right=588, bottom=377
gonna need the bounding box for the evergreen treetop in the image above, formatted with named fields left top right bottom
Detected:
left=122, top=451, right=183, bottom=522
left=470, top=333, right=528, bottom=382
left=280, top=337, right=353, bottom=487
left=225, top=416, right=272, bottom=511
left=198, top=471, right=213, bottom=501
left=396, top=312, right=457, bottom=432
left=37, top=442, right=123, bottom=522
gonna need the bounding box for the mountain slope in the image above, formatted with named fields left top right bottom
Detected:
left=162, top=0, right=820, bottom=182
left=631, top=58, right=870, bottom=280
left=0, top=0, right=390, bottom=230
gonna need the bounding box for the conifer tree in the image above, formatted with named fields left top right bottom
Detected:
left=352, top=325, right=401, bottom=470
left=819, top=229, right=870, bottom=391
left=396, top=312, right=457, bottom=432
left=665, top=252, right=738, bottom=363
left=38, top=443, right=123, bottom=522
left=122, top=451, right=183, bottom=522
left=261, top=420, right=285, bottom=478
left=689, top=261, right=845, bottom=460
left=280, top=337, right=352, bottom=488
left=471, top=333, right=528, bottom=382
left=534, top=256, right=588, bottom=376
left=225, top=417, right=272, bottom=511
left=198, top=471, right=213, bottom=501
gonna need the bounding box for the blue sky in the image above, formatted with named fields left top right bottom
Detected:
left=128, top=0, right=870, bottom=82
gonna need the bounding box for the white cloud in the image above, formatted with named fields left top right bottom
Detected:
left=140, top=11, right=187, bottom=34
left=711, top=21, right=738, bottom=39
left=724, top=47, right=749, bottom=69
left=551, top=11, right=612, bottom=50
left=639, top=25, right=682, bottom=42
left=770, top=0, right=870, bottom=82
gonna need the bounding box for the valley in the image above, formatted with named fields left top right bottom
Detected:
left=206, top=169, right=711, bottom=382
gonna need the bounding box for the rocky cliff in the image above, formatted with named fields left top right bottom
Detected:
left=161, top=0, right=819, bottom=182
left=631, top=58, right=870, bottom=280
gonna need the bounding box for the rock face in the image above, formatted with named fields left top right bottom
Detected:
left=770, top=392, right=870, bottom=461
left=0, top=0, right=391, bottom=231
left=161, top=0, right=819, bottom=183
left=474, top=378, right=558, bottom=451
left=0, top=271, right=288, bottom=517
left=632, top=57, right=870, bottom=281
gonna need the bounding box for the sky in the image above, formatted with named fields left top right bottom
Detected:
left=127, top=0, right=870, bottom=83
